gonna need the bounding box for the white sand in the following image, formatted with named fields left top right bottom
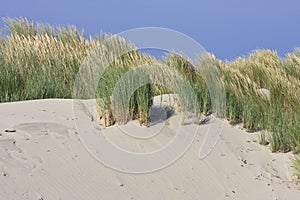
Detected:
left=0, top=98, right=299, bottom=200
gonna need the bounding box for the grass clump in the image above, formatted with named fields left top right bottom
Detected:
left=0, top=18, right=95, bottom=102
left=165, top=54, right=211, bottom=116
left=220, top=50, right=300, bottom=150
left=95, top=51, right=156, bottom=126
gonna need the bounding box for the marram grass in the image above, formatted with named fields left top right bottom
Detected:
left=0, top=18, right=299, bottom=183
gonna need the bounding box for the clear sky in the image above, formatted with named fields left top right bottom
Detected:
left=1, top=0, right=300, bottom=60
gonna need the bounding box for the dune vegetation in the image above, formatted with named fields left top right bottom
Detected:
left=0, top=18, right=299, bottom=183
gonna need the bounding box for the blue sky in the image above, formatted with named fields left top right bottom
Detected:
left=1, top=0, right=300, bottom=60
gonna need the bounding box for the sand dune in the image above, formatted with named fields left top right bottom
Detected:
left=0, top=99, right=299, bottom=200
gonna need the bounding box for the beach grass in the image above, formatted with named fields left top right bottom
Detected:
left=0, top=18, right=299, bottom=183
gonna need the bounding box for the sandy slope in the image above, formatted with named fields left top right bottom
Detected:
left=0, top=99, right=299, bottom=200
